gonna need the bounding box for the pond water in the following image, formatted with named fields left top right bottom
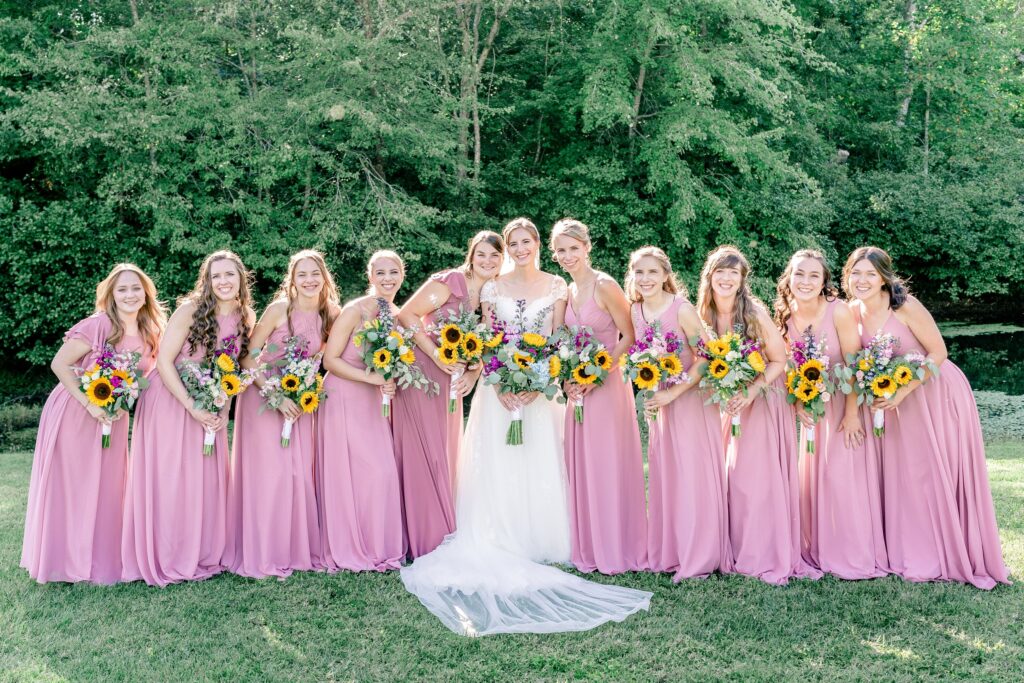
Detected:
left=941, top=323, right=1024, bottom=396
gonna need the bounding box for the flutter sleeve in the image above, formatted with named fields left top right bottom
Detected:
left=63, top=312, right=111, bottom=352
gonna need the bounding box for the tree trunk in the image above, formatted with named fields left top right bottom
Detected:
left=629, top=34, right=656, bottom=140
left=923, top=82, right=930, bottom=176
left=896, top=0, right=917, bottom=127
left=128, top=0, right=157, bottom=171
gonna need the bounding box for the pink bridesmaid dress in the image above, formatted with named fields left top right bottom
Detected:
left=865, top=313, right=1009, bottom=589
left=562, top=294, right=647, bottom=574
left=790, top=301, right=888, bottom=579
left=122, top=312, right=238, bottom=586
left=635, top=300, right=731, bottom=580
left=315, top=318, right=404, bottom=571
left=226, top=309, right=323, bottom=578
left=723, top=332, right=821, bottom=585
left=21, top=313, right=152, bottom=584
left=391, top=270, right=466, bottom=558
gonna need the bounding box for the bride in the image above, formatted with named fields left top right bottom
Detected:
left=400, top=218, right=652, bottom=636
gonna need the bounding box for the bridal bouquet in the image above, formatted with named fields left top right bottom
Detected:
left=696, top=329, right=766, bottom=436
left=79, top=345, right=149, bottom=448
left=354, top=299, right=436, bottom=417
left=785, top=327, right=835, bottom=453
left=258, top=336, right=325, bottom=446
left=836, top=332, right=938, bottom=436
left=621, top=321, right=687, bottom=422
left=178, top=335, right=254, bottom=454
left=433, top=306, right=494, bottom=413
left=551, top=325, right=612, bottom=423
left=481, top=299, right=560, bottom=445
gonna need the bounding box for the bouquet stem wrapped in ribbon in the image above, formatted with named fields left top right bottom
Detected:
left=178, top=335, right=253, bottom=455
left=551, top=326, right=612, bottom=424
left=79, top=345, right=149, bottom=448
left=621, top=322, right=687, bottom=422
left=257, top=336, right=326, bottom=446
left=696, top=329, right=766, bottom=437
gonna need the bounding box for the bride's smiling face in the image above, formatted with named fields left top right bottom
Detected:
left=506, top=228, right=539, bottom=268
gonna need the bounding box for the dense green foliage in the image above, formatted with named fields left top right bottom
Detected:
left=2, top=0, right=1022, bottom=368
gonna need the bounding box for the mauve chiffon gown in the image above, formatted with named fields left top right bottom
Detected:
left=315, top=322, right=404, bottom=571
left=122, top=312, right=240, bottom=586
left=226, top=309, right=323, bottom=578
left=791, top=300, right=888, bottom=579
left=635, top=300, right=732, bottom=580
left=391, top=269, right=467, bottom=558
left=21, top=313, right=153, bottom=584
left=561, top=293, right=647, bottom=573
left=865, top=312, right=1008, bottom=589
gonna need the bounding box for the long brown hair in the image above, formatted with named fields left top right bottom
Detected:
left=842, top=246, right=910, bottom=310
left=459, top=230, right=505, bottom=281
left=180, top=250, right=254, bottom=361
left=696, top=245, right=765, bottom=340
left=94, top=263, right=168, bottom=354
left=624, top=246, right=686, bottom=303
left=773, top=249, right=839, bottom=332
left=273, top=249, right=339, bottom=342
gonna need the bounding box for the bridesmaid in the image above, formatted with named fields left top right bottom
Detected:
left=394, top=231, right=504, bottom=558
left=316, top=250, right=405, bottom=571
left=21, top=264, right=165, bottom=584
left=844, top=246, right=1008, bottom=588
left=629, top=247, right=732, bottom=580
left=774, top=250, right=888, bottom=579
left=227, top=249, right=338, bottom=579
left=122, top=251, right=255, bottom=586
left=551, top=219, right=646, bottom=574
left=697, top=245, right=820, bottom=585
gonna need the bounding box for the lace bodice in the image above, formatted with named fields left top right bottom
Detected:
left=481, top=277, right=567, bottom=335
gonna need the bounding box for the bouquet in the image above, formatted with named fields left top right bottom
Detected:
left=481, top=299, right=560, bottom=445
left=836, top=332, right=938, bottom=436
left=551, top=325, right=612, bottom=423
left=79, top=345, right=149, bottom=447
left=259, top=336, right=326, bottom=446
left=696, top=329, right=766, bottom=436
left=178, top=335, right=254, bottom=454
left=785, top=327, right=835, bottom=453
left=433, top=306, right=492, bottom=413
left=354, top=298, right=437, bottom=417
left=620, top=321, right=688, bottom=422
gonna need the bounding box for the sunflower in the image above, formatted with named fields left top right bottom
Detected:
left=660, top=354, right=682, bottom=376
left=796, top=381, right=819, bottom=402
left=373, top=348, right=392, bottom=369
left=573, top=364, right=598, bottom=385
left=220, top=373, right=241, bottom=396
left=281, top=374, right=301, bottom=392
left=549, top=356, right=562, bottom=378
left=522, top=332, right=547, bottom=348
left=388, top=330, right=405, bottom=347
left=461, top=333, right=483, bottom=358
left=857, top=357, right=872, bottom=372
left=315, top=373, right=324, bottom=393
left=871, top=374, right=896, bottom=397
left=87, top=363, right=101, bottom=375
left=747, top=351, right=766, bottom=374
left=634, top=361, right=661, bottom=390
left=439, top=345, right=459, bottom=365
left=299, top=391, right=319, bottom=413
left=216, top=353, right=236, bottom=373
left=483, top=331, right=503, bottom=348
left=799, top=359, right=824, bottom=383
left=709, top=358, right=730, bottom=379
left=400, top=349, right=416, bottom=364
left=86, top=377, right=114, bottom=407
left=513, top=352, right=534, bottom=369
left=707, top=339, right=730, bottom=357
left=594, top=350, right=612, bottom=370
left=111, top=368, right=132, bottom=385
left=892, top=365, right=913, bottom=386
left=786, top=370, right=800, bottom=393
left=440, top=324, right=463, bottom=347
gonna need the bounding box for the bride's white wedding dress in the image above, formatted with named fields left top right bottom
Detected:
left=400, top=278, right=652, bottom=636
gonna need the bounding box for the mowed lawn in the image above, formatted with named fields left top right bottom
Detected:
left=1, top=444, right=1022, bottom=682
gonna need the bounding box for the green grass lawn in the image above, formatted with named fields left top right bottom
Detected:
left=2, top=444, right=1022, bottom=682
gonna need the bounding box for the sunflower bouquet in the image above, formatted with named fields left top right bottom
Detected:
left=551, top=326, right=613, bottom=423
left=785, top=327, right=835, bottom=453
left=432, top=306, right=494, bottom=413
left=258, top=336, right=326, bottom=446
left=620, top=322, right=687, bottom=422
left=695, top=329, right=766, bottom=436
left=178, top=335, right=254, bottom=454
left=481, top=299, right=560, bottom=445
left=835, top=332, right=938, bottom=436
left=354, top=299, right=437, bottom=417
left=79, top=345, right=149, bottom=448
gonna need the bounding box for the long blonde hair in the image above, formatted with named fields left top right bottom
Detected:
left=696, top=245, right=765, bottom=340
left=94, top=263, right=168, bottom=354
left=366, top=250, right=405, bottom=296
left=624, top=246, right=686, bottom=303
left=180, top=250, right=254, bottom=361
left=274, top=249, right=340, bottom=342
